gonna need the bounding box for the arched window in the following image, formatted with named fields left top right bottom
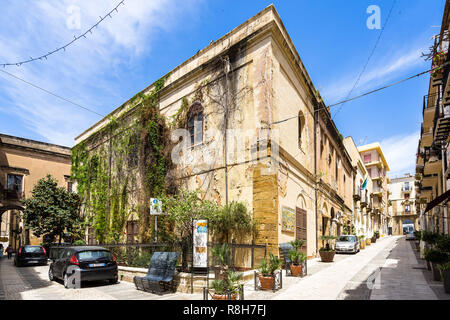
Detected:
left=298, top=111, right=304, bottom=147
left=187, top=102, right=204, bottom=146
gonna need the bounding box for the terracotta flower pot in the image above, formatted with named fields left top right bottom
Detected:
left=442, top=269, right=450, bottom=294
left=213, top=293, right=238, bottom=300
left=258, top=274, right=275, bottom=290
left=366, top=239, right=371, bottom=246
left=290, top=264, right=302, bottom=277
left=319, top=250, right=335, bottom=262
left=431, top=263, right=442, bottom=281
left=360, top=241, right=365, bottom=250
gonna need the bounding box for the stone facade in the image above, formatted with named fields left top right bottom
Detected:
left=0, top=134, right=71, bottom=249
left=389, top=174, right=418, bottom=235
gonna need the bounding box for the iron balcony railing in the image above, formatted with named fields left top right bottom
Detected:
left=3, top=189, right=24, bottom=201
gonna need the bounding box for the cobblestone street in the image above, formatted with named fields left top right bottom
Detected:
left=0, top=236, right=448, bottom=300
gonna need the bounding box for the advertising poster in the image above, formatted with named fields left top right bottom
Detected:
left=193, top=219, right=208, bottom=268
left=282, top=207, right=295, bottom=233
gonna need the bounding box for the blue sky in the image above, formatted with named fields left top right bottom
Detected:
left=0, top=0, right=445, bottom=178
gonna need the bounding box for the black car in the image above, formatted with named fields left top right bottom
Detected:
left=14, top=245, right=48, bottom=267
left=48, top=246, right=118, bottom=288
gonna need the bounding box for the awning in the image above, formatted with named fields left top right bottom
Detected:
left=424, top=189, right=450, bottom=213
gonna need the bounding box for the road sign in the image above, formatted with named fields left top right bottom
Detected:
left=150, top=198, right=162, bottom=215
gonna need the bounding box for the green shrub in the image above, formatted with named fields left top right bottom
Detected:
left=436, top=235, right=450, bottom=253
left=73, top=240, right=86, bottom=246
left=424, top=248, right=448, bottom=264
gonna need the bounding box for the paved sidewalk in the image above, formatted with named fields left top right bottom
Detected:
left=370, top=238, right=438, bottom=300
left=242, top=236, right=399, bottom=300
left=0, top=257, right=201, bottom=300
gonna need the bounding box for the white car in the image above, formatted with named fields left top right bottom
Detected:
left=335, top=235, right=360, bottom=254
left=406, top=232, right=416, bottom=241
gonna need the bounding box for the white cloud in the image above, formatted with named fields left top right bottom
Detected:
left=0, top=0, right=204, bottom=147
left=380, top=131, right=420, bottom=179
left=321, top=45, right=428, bottom=104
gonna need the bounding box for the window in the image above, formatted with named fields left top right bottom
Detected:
left=87, top=227, right=96, bottom=245
left=126, top=220, right=139, bottom=244
left=405, top=205, right=411, bottom=213
left=405, top=193, right=410, bottom=199
left=7, top=174, right=23, bottom=192
left=187, top=102, right=204, bottom=146
left=363, top=154, right=371, bottom=163
left=367, top=168, right=372, bottom=177
left=67, top=181, right=73, bottom=193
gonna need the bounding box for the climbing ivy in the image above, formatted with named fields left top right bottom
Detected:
left=71, top=75, right=173, bottom=243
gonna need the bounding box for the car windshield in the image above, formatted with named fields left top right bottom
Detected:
left=23, top=246, right=44, bottom=253
left=77, top=250, right=112, bottom=261
left=338, top=236, right=356, bottom=242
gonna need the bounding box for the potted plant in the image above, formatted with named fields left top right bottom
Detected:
left=211, top=270, right=243, bottom=300
left=424, top=248, right=432, bottom=271
left=211, top=243, right=229, bottom=281
left=288, top=249, right=307, bottom=277
left=375, top=231, right=380, bottom=239
left=319, top=235, right=336, bottom=262
left=359, top=235, right=366, bottom=250
left=438, top=262, right=450, bottom=294
left=258, top=253, right=282, bottom=290
left=366, top=237, right=371, bottom=246
left=424, top=248, right=448, bottom=281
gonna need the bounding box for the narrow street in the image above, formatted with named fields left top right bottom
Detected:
left=1, top=235, right=447, bottom=300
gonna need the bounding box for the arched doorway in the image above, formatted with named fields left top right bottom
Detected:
left=0, top=205, right=25, bottom=250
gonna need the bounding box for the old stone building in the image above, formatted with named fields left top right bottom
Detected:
left=0, top=134, right=71, bottom=250
left=388, top=173, right=418, bottom=235
left=343, top=137, right=375, bottom=238
left=73, top=5, right=325, bottom=259
left=315, top=108, right=354, bottom=245
left=358, top=143, right=391, bottom=236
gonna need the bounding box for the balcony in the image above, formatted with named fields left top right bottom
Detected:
left=353, top=187, right=362, bottom=201
left=360, top=193, right=369, bottom=208
left=3, top=189, right=24, bottom=201
left=401, top=185, right=412, bottom=193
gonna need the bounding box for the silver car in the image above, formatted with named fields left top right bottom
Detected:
left=335, top=235, right=360, bottom=254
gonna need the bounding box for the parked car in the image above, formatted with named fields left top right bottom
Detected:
left=335, top=235, right=360, bottom=254
left=48, top=246, right=118, bottom=288
left=14, top=245, right=48, bottom=267
left=406, top=232, right=416, bottom=241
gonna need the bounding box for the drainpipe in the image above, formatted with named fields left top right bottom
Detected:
left=223, top=56, right=231, bottom=206
left=314, top=105, right=319, bottom=257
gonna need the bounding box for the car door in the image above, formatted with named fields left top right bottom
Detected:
left=54, top=249, right=69, bottom=278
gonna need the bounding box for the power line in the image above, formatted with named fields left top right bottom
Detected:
left=0, top=1, right=125, bottom=68
left=269, top=63, right=447, bottom=126
left=0, top=69, right=105, bottom=117
left=333, top=0, right=397, bottom=118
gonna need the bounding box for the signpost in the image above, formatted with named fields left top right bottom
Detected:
left=150, top=198, right=162, bottom=242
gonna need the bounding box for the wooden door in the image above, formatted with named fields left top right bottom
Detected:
left=296, top=207, right=307, bottom=254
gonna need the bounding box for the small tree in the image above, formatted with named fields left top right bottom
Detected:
left=209, top=201, right=258, bottom=243
left=161, top=189, right=218, bottom=270
left=23, top=175, right=81, bottom=244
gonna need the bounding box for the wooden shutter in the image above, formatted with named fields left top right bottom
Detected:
left=296, top=207, right=307, bottom=254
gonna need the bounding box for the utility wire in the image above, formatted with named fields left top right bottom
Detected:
left=0, top=0, right=125, bottom=68
left=332, top=0, right=396, bottom=119
left=0, top=69, right=105, bottom=117
left=269, top=62, right=448, bottom=126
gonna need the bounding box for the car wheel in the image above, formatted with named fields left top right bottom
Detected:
left=64, top=273, right=69, bottom=289
left=48, top=267, right=54, bottom=281
left=109, top=276, right=118, bottom=285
